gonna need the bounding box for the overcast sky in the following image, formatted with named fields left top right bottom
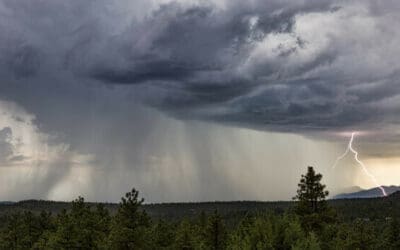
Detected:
left=1, top=0, right=400, bottom=202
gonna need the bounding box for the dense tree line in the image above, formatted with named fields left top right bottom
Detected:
left=0, top=166, right=399, bottom=249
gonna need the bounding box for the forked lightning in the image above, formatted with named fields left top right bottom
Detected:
left=332, top=132, right=387, bottom=196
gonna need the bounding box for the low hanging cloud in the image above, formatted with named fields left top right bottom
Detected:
left=0, top=127, right=15, bottom=164
left=0, top=100, right=96, bottom=200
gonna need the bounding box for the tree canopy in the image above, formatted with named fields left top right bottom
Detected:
left=0, top=167, right=397, bottom=249
left=294, top=166, right=335, bottom=231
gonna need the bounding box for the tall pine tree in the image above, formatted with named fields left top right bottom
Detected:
left=293, top=166, right=335, bottom=231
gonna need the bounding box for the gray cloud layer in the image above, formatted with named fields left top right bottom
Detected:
left=0, top=0, right=399, bottom=201
left=1, top=0, right=400, bottom=133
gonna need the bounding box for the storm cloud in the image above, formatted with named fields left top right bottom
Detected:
left=1, top=0, right=400, bottom=132
left=0, top=0, right=399, bottom=201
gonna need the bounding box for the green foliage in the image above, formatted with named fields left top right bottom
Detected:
left=385, top=217, right=400, bottom=249
left=203, top=211, right=227, bottom=250
left=293, top=166, right=336, bottom=232
left=294, top=166, right=329, bottom=214
left=228, top=214, right=274, bottom=249
left=227, top=213, right=317, bottom=250
left=150, top=219, right=175, bottom=249
left=332, top=219, right=379, bottom=250
left=107, top=188, right=152, bottom=249
left=281, top=215, right=306, bottom=249
left=0, top=211, right=53, bottom=250
left=292, top=232, right=320, bottom=250
left=0, top=176, right=398, bottom=250
left=174, top=219, right=202, bottom=250
left=43, top=196, right=110, bottom=249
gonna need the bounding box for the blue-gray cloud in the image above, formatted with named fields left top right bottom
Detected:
left=0, top=0, right=400, bottom=201
left=1, top=0, right=398, bottom=134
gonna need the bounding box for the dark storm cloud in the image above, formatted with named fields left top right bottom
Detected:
left=1, top=0, right=400, bottom=201
left=87, top=2, right=296, bottom=78
left=0, top=0, right=400, bottom=140
left=63, top=0, right=400, bottom=133
left=85, top=2, right=320, bottom=85
left=5, top=44, right=42, bottom=78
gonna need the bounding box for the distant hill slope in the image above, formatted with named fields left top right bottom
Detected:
left=2, top=195, right=400, bottom=222
left=389, top=190, right=400, bottom=198
left=332, top=186, right=364, bottom=197
left=0, top=200, right=291, bottom=220
left=0, top=201, right=14, bottom=205
left=334, top=185, right=400, bottom=199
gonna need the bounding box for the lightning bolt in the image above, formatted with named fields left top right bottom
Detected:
left=332, top=132, right=387, bottom=196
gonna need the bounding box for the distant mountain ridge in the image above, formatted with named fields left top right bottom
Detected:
left=333, top=186, right=364, bottom=195
left=0, top=201, right=15, bottom=205
left=334, top=185, right=400, bottom=199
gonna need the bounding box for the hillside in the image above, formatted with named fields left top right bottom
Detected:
left=1, top=194, right=400, bottom=222
left=334, top=185, right=400, bottom=199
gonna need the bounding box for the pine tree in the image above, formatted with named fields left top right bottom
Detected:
left=152, top=219, right=175, bottom=249
left=293, top=166, right=335, bottom=231
left=45, top=197, right=110, bottom=249
left=294, top=166, right=329, bottom=214
left=386, top=217, right=400, bottom=249
left=108, top=188, right=151, bottom=249
left=174, top=219, right=198, bottom=250
left=93, top=203, right=111, bottom=248
left=1, top=212, right=23, bottom=249
left=344, top=219, right=377, bottom=250
left=292, top=232, right=321, bottom=250
left=204, top=211, right=227, bottom=250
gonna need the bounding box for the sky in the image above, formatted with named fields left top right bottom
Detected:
left=1, top=0, right=400, bottom=202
